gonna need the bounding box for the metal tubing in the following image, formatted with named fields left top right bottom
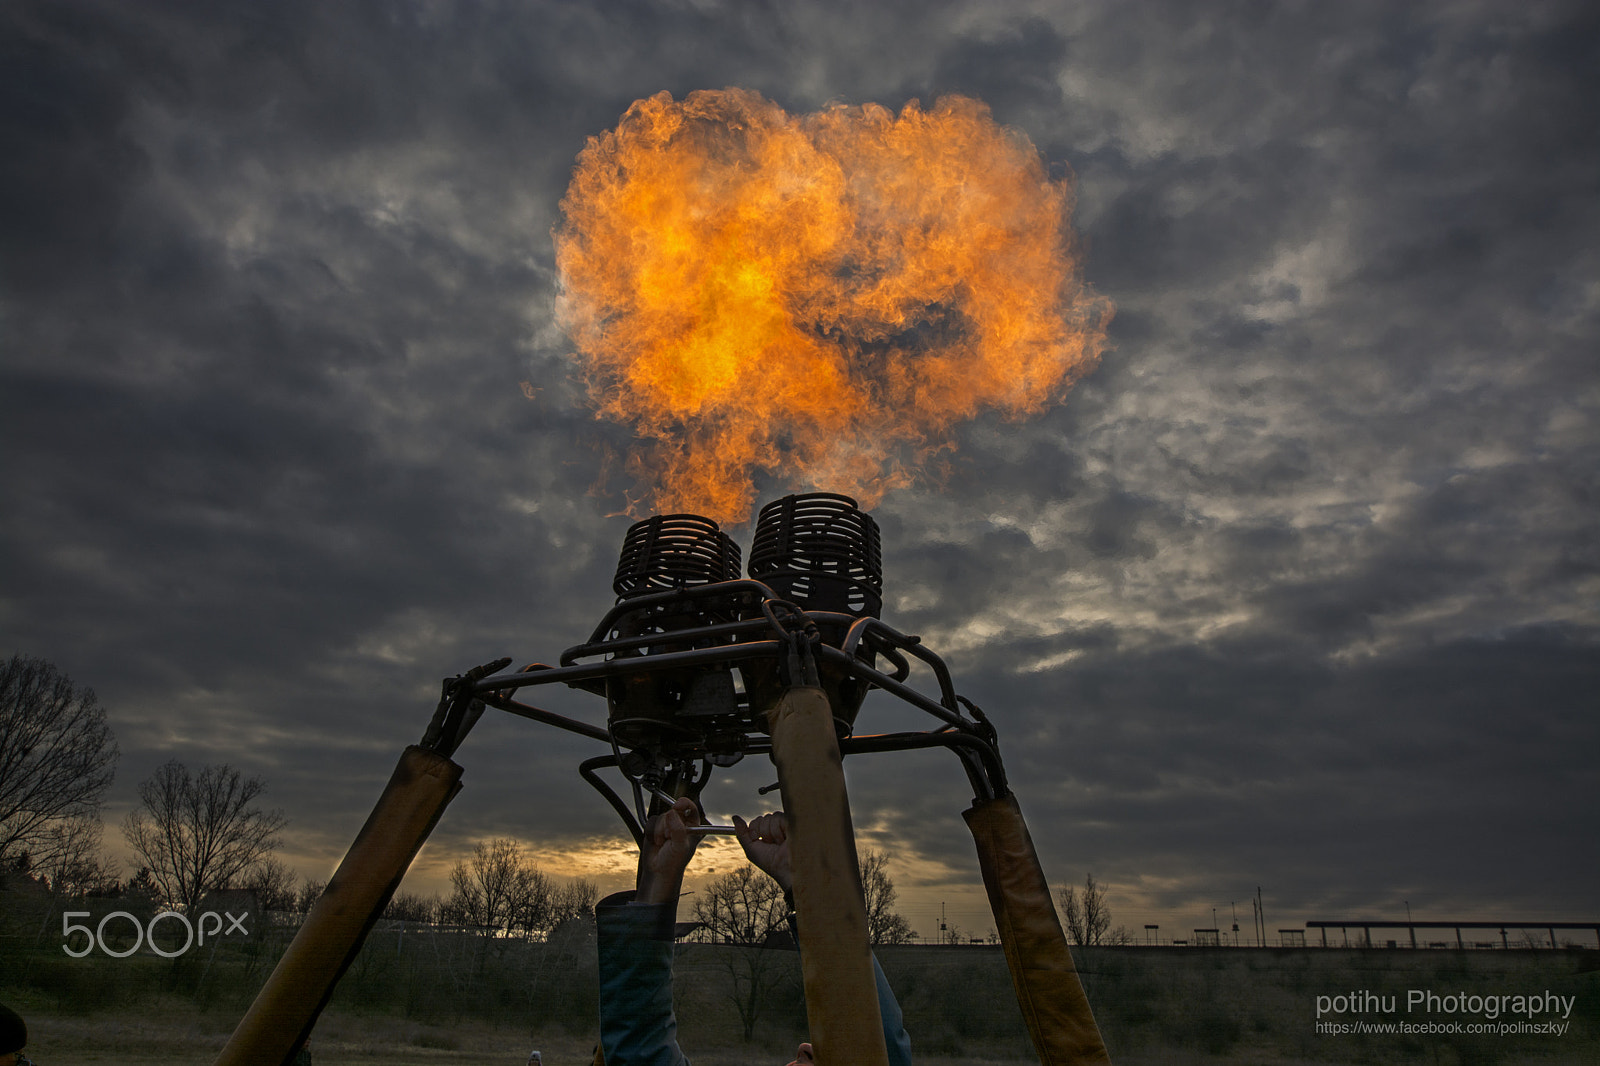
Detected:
left=478, top=692, right=614, bottom=743
left=475, top=640, right=969, bottom=729
left=473, top=640, right=790, bottom=692
left=839, top=730, right=1004, bottom=801
left=559, top=610, right=853, bottom=668
left=480, top=622, right=971, bottom=732
left=477, top=647, right=978, bottom=742
left=579, top=755, right=644, bottom=846
left=813, top=645, right=966, bottom=726
left=558, top=617, right=770, bottom=665
left=858, top=619, right=960, bottom=709
left=576, top=578, right=780, bottom=646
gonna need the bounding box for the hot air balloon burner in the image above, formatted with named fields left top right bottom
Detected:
left=602, top=512, right=746, bottom=751
left=459, top=492, right=1007, bottom=844
left=743, top=491, right=883, bottom=726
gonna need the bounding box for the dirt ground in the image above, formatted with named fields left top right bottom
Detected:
left=22, top=1005, right=1584, bottom=1065
left=23, top=1008, right=1042, bottom=1066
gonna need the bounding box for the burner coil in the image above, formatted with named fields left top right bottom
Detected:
left=748, top=492, right=882, bottom=618
left=613, top=513, right=742, bottom=598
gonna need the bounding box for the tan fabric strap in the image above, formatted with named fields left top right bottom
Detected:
left=769, top=685, right=890, bottom=1066
left=965, top=792, right=1111, bottom=1065
left=215, top=745, right=463, bottom=1066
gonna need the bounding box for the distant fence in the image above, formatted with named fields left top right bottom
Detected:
left=1304, top=920, right=1600, bottom=950
left=1118, top=921, right=1599, bottom=949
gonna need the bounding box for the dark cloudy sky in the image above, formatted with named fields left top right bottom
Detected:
left=3, top=0, right=1596, bottom=942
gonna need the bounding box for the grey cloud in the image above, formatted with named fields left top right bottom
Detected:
left=1, top=0, right=1596, bottom=933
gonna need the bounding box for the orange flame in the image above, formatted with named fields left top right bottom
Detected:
left=555, top=88, right=1111, bottom=524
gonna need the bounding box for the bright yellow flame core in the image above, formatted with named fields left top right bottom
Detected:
left=556, top=88, right=1112, bottom=523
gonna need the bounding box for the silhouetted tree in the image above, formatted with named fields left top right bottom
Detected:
left=295, top=876, right=327, bottom=914
left=549, top=877, right=599, bottom=928
left=445, top=838, right=555, bottom=939
left=860, top=849, right=914, bottom=946
left=125, top=866, right=160, bottom=904
left=0, top=655, right=119, bottom=869
left=1059, top=873, right=1111, bottom=946
left=693, top=865, right=791, bottom=1041
left=37, top=815, right=118, bottom=898
left=383, top=890, right=439, bottom=923
left=122, top=760, right=287, bottom=910
left=245, top=856, right=299, bottom=913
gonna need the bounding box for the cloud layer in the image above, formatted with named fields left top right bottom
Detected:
left=2, top=0, right=1596, bottom=936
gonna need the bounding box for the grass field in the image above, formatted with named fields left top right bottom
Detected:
left=5, top=931, right=1596, bottom=1063
left=0, top=1008, right=1049, bottom=1066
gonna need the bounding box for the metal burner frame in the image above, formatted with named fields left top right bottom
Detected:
left=440, top=577, right=1008, bottom=846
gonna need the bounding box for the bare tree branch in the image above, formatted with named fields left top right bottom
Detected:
left=1059, top=873, right=1112, bottom=946
left=383, top=890, right=440, bottom=923
left=443, top=838, right=574, bottom=941
left=296, top=876, right=327, bottom=915
left=550, top=877, right=599, bottom=928
left=244, top=856, right=300, bottom=913
left=692, top=865, right=791, bottom=1042
left=37, top=815, right=119, bottom=898
left=860, top=848, right=914, bottom=946
left=0, top=655, right=119, bottom=869
left=121, top=759, right=287, bottom=911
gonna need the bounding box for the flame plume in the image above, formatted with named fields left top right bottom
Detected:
left=556, top=88, right=1111, bottom=524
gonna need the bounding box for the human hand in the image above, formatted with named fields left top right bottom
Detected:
left=732, top=810, right=792, bottom=893
left=636, top=795, right=701, bottom=906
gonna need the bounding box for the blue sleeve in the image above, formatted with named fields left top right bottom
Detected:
left=596, top=891, right=690, bottom=1066
left=873, top=953, right=914, bottom=1066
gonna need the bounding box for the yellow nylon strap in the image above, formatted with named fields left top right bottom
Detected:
left=769, top=685, right=890, bottom=1066
left=965, top=792, right=1112, bottom=1065
left=215, top=745, right=463, bottom=1066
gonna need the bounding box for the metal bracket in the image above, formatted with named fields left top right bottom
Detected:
left=421, top=656, right=511, bottom=757
left=762, top=597, right=821, bottom=688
